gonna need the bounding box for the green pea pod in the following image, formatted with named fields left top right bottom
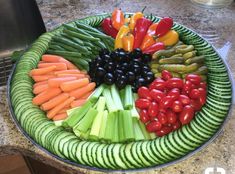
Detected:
left=185, top=55, right=205, bottom=65
left=159, top=57, right=184, bottom=64
left=175, top=45, right=194, bottom=54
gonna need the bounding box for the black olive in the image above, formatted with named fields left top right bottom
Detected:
left=132, top=64, right=141, bottom=75
left=116, top=48, right=125, bottom=52
left=104, top=73, right=115, bottom=85
left=120, top=62, right=129, bottom=72
left=110, top=51, right=118, bottom=61
left=114, top=69, right=124, bottom=79
left=131, top=48, right=142, bottom=59
left=116, top=51, right=126, bottom=62
left=116, top=75, right=127, bottom=89
left=136, top=77, right=146, bottom=88
left=104, top=62, right=115, bottom=72
left=103, top=54, right=112, bottom=63
left=144, top=71, right=154, bottom=83
left=141, top=54, right=152, bottom=63
left=95, top=67, right=106, bottom=78
left=142, top=65, right=150, bottom=72
left=127, top=71, right=135, bottom=84
left=99, top=48, right=110, bottom=58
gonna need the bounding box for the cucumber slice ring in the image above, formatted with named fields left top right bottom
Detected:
left=7, top=13, right=233, bottom=172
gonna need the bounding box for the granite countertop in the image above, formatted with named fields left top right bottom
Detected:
left=1, top=0, right=235, bottom=173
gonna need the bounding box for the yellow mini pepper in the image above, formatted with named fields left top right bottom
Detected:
left=115, top=25, right=130, bottom=49
left=157, top=30, right=179, bottom=46
left=122, top=33, right=134, bottom=52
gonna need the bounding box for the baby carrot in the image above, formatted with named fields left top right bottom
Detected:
left=32, top=75, right=56, bottom=82
left=60, top=78, right=89, bottom=92
left=58, top=107, right=70, bottom=114
left=70, top=99, right=86, bottom=108
left=42, top=54, right=64, bottom=62
left=47, top=97, right=75, bottom=119
left=60, top=58, right=78, bottom=70
left=54, top=69, right=80, bottom=75
left=30, top=66, right=56, bottom=76
left=41, top=93, right=69, bottom=111
left=52, top=113, right=68, bottom=121
left=56, top=73, right=86, bottom=79
left=81, top=91, right=92, bottom=99
left=48, top=77, right=77, bottom=88
left=32, top=88, right=62, bottom=105
left=38, top=63, right=67, bottom=71
left=69, top=82, right=96, bottom=99
left=33, top=84, right=49, bottom=94
left=33, top=81, right=48, bottom=88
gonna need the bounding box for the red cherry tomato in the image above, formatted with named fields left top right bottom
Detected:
left=179, top=95, right=191, bottom=105
left=198, top=88, right=207, bottom=96
left=183, top=80, right=193, bottom=94
left=159, top=96, right=174, bottom=111
left=199, top=82, right=207, bottom=89
left=172, top=120, right=181, bottom=130
left=198, top=95, right=206, bottom=106
left=171, top=100, right=183, bottom=113
left=179, top=105, right=195, bottom=125
left=190, top=99, right=202, bottom=111
left=149, top=89, right=165, bottom=103
left=166, top=109, right=177, bottom=124
left=149, top=78, right=166, bottom=91
left=156, top=125, right=173, bottom=137
left=186, top=74, right=201, bottom=85
left=140, top=109, right=150, bottom=123
left=161, top=70, right=172, bottom=81
left=157, top=112, right=168, bottom=125
left=138, top=86, right=151, bottom=100
left=166, top=78, right=184, bottom=89
left=135, top=98, right=151, bottom=109
left=189, top=89, right=200, bottom=99
left=168, top=88, right=180, bottom=100
left=148, top=102, right=159, bottom=118
left=146, top=121, right=162, bottom=132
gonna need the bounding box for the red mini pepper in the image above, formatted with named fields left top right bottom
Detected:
left=143, top=42, right=165, bottom=54
left=133, top=17, right=152, bottom=49
left=155, top=17, right=173, bottom=37
left=101, top=18, right=118, bottom=38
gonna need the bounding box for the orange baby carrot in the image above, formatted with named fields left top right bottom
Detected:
left=32, top=88, right=62, bottom=105
left=59, top=58, right=78, bottom=70
left=58, top=107, right=70, bottom=114
left=47, top=97, right=75, bottom=119
left=33, top=84, right=49, bottom=94
left=41, top=93, right=69, bottom=111
left=30, top=66, right=56, bottom=76
left=69, top=82, right=96, bottom=99
left=48, top=77, right=77, bottom=88
left=42, top=54, right=64, bottom=62
left=70, top=99, right=86, bottom=108
left=33, top=81, right=48, bottom=88
left=38, top=63, right=67, bottom=71
left=81, top=91, right=92, bottom=99
left=52, top=113, right=68, bottom=121
left=32, top=75, right=56, bottom=82
left=56, top=73, right=85, bottom=79
left=60, top=78, right=89, bottom=92
left=54, top=69, right=80, bottom=75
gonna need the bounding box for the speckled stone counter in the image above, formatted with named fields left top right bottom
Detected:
left=1, top=0, right=235, bottom=173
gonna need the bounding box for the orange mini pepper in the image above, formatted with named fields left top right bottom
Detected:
left=111, top=9, right=125, bottom=30
left=140, top=23, right=158, bottom=50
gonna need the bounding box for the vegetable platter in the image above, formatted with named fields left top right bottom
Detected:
left=7, top=10, right=232, bottom=172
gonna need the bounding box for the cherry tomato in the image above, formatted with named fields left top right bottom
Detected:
left=183, top=80, right=193, bottom=94
left=149, top=89, right=165, bottom=103
left=157, top=112, right=168, bottom=125
left=159, top=96, right=174, bottom=111
left=156, top=125, right=173, bottom=137
left=166, top=109, right=177, bottom=124
left=139, top=109, right=150, bottom=123
left=149, top=78, right=166, bottom=91
left=168, top=88, right=180, bottom=100
left=199, top=82, right=207, bottom=89
left=138, top=86, right=151, bottom=100
left=179, top=95, right=191, bottom=105
left=135, top=98, right=151, bottom=109
left=172, top=120, right=181, bottom=130
left=179, top=105, right=195, bottom=125
left=148, top=102, right=159, bottom=118
left=190, top=99, right=202, bottom=111
left=198, top=88, right=207, bottom=97
left=161, top=70, right=172, bottom=81
left=166, top=78, right=184, bottom=89
left=186, top=74, right=201, bottom=85
left=198, top=95, right=206, bottom=106
left=146, top=121, right=162, bottom=132
left=189, top=89, right=200, bottom=99
left=171, top=100, right=183, bottom=113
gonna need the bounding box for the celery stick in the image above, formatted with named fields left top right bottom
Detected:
left=89, top=97, right=106, bottom=138
left=112, top=112, right=119, bottom=143
left=73, top=128, right=81, bottom=137
left=89, top=84, right=105, bottom=102
left=54, top=120, right=63, bottom=127
left=63, top=100, right=93, bottom=127
left=102, top=87, right=117, bottom=113
left=124, top=85, right=133, bottom=109
left=119, top=89, right=125, bottom=104
left=111, top=84, right=123, bottom=110
left=99, top=110, right=108, bottom=139
left=80, top=129, right=91, bottom=140
left=131, top=93, right=140, bottom=118
left=73, top=108, right=98, bottom=133
left=104, top=112, right=115, bottom=142
left=66, top=107, right=79, bottom=116
left=122, top=110, right=135, bottom=141
left=138, top=121, right=151, bottom=140
left=150, top=133, right=157, bottom=139
left=118, top=111, right=125, bottom=142
left=133, top=118, right=145, bottom=141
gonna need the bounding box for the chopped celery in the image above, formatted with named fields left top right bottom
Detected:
left=122, top=110, right=135, bottom=141
left=150, top=133, right=157, bottom=139
left=131, top=93, right=139, bottom=118
left=133, top=118, right=145, bottom=141
left=54, top=120, right=63, bottom=127
left=111, top=84, right=123, bottom=110
left=112, top=112, right=119, bottom=143
left=124, top=85, right=133, bottom=109
left=63, top=100, right=94, bottom=127
left=138, top=121, right=151, bottom=140
left=80, top=129, right=91, bottom=140
left=104, top=112, right=116, bottom=142
left=73, top=108, right=98, bottom=133
left=118, top=111, right=125, bottom=142
left=99, top=110, right=108, bottom=139
left=89, top=97, right=106, bottom=139
left=102, top=87, right=117, bottom=113
left=73, top=128, right=81, bottom=137
left=119, top=88, right=125, bottom=104
left=89, top=84, right=105, bottom=102
left=66, top=107, right=79, bottom=116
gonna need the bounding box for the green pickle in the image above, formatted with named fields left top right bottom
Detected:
left=185, top=55, right=205, bottom=65
left=159, top=57, right=184, bottom=64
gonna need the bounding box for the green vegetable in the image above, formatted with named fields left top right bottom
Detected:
left=124, top=85, right=133, bottom=109
left=104, top=112, right=116, bottom=142
left=131, top=93, right=139, bottom=118
left=133, top=118, right=145, bottom=141
left=64, top=29, right=100, bottom=42
left=98, top=110, right=108, bottom=139
left=102, top=87, right=117, bottom=113
left=121, top=110, right=135, bottom=141
left=111, top=84, right=123, bottom=110
left=138, top=121, right=151, bottom=140
left=90, top=84, right=105, bottom=102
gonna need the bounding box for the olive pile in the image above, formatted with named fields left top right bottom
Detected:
left=88, top=48, right=154, bottom=91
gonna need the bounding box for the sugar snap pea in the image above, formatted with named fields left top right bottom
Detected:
left=185, top=55, right=205, bottom=65
left=175, top=45, right=194, bottom=54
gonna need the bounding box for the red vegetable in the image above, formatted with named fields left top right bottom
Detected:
left=135, top=98, right=151, bottom=109
left=138, top=86, right=151, bottom=100
left=199, top=82, right=207, bottom=89
left=179, top=95, right=191, bottom=105
left=190, top=99, right=202, bottom=111
left=171, top=100, right=183, bottom=113
left=183, top=80, right=193, bottom=94
left=161, top=70, right=172, bottom=81
left=172, top=120, right=181, bottom=130
left=155, top=17, right=173, bottom=37
left=146, top=121, right=162, bottom=132
left=179, top=105, right=195, bottom=125
left=168, top=88, right=180, bottom=100
left=149, top=89, right=165, bottom=103
left=142, top=42, right=165, bottom=54
left=159, top=96, right=174, bottom=111
left=101, top=18, right=118, bottom=38
left=157, top=112, right=168, bottom=125
left=166, top=109, right=177, bottom=124
left=148, top=102, right=159, bottom=118
left=149, top=78, right=166, bottom=91
left=140, top=109, right=150, bottom=123
left=156, top=125, right=173, bottom=137
left=166, top=78, right=184, bottom=89
left=189, top=89, right=200, bottom=99
left=185, top=74, right=201, bottom=85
